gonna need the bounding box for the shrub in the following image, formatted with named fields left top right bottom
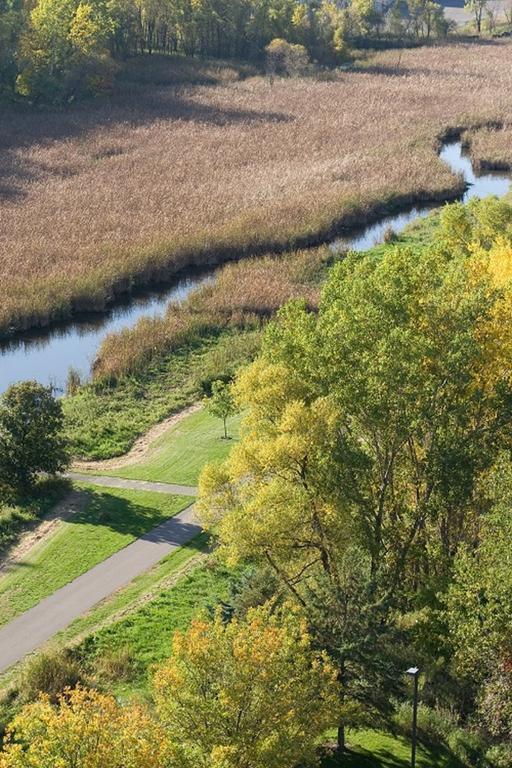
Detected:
left=18, top=649, right=86, bottom=704
left=93, top=646, right=135, bottom=682
left=66, top=367, right=83, bottom=396
left=447, top=728, right=486, bottom=767
left=485, top=745, right=512, bottom=768
left=265, top=38, right=310, bottom=77
left=394, top=702, right=456, bottom=745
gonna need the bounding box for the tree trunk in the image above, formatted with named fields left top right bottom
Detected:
left=337, top=722, right=345, bottom=753
left=223, top=416, right=228, bottom=440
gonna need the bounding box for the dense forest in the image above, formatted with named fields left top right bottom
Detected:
left=0, top=0, right=449, bottom=101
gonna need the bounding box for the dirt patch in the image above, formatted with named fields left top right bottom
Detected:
left=72, top=403, right=202, bottom=472
left=0, top=490, right=89, bottom=575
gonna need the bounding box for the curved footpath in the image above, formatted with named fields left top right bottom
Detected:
left=67, top=471, right=197, bottom=497
left=0, top=475, right=200, bottom=674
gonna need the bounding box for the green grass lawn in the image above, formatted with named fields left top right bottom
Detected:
left=65, top=329, right=260, bottom=461
left=0, top=486, right=191, bottom=627
left=100, top=407, right=241, bottom=486
left=322, top=730, right=463, bottom=768
left=77, top=558, right=236, bottom=694
left=56, top=531, right=210, bottom=647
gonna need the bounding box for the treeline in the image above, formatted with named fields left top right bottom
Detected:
left=0, top=0, right=448, bottom=102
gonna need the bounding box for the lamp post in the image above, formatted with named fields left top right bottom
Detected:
left=406, top=666, right=420, bottom=768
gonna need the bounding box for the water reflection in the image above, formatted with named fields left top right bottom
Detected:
left=332, top=141, right=511, bottom=252
left=0, top=274, right=213, bottom=393
left=1, top=141, right=510, bottom=394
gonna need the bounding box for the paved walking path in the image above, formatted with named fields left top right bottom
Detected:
left=0, top=475, right=200, bottom=673
left=66, top=471, right=198, bottom=497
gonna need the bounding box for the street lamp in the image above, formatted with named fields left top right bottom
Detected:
left=406, top=666, right=420, bottom=768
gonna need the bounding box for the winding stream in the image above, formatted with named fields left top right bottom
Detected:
left=1, top=140, right=510, bottom=394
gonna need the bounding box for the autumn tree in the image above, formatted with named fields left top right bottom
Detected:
left=0, top=687, right=167, bottom=768
left=153, top=606, right=338, bottom=768
left=265, top=38, right=309, bottom=77
left=198, top=198, right=512, bottom=749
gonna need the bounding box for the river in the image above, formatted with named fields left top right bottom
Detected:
left=0, top=140, right=510, bottom=394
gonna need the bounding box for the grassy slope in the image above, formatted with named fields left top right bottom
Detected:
left=99, top=408, right=241, bottom=485
left=322, top=730, right=462, bottom=768
left=0, top=486, right=191, bottom=626
left=76, top=559, right=235, bottom=695
left=56, top=532, right=210, bottom=647
left=64, top=329, right=260, bottom=460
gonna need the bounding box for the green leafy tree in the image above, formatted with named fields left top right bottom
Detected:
left=106, top=0, right=140, bottom=56
left=464, top=0, right=488, bottom=31
left=0, top=0, right=24, bottom=95
left=199, top=208, right=512, bottom=748
left=407, top=0, right=446, bottom=37
left=206, top=380, right=237, bottom=439
left=446, top=456, right=512, bottom=682
left=16, top=0, right=114, bottom=101
left=0, top=381, right=69, bottom=494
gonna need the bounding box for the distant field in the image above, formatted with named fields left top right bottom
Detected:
left=1, top=42, right=512, bottom=335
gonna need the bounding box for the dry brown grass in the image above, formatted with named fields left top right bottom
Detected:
left=1, top=41, right=512, bottom=334
left=93, top=248, right=327, bottom=380
left=464, top=124, right=512, bottom=171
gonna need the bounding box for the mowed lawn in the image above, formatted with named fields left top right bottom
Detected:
left=0, top=486, right=191, bottom=627
left=322, top=730, right=463, bottom=768
left=79, top=560, right=235, bottom=692
left=100, top=408, right=241, bottom=486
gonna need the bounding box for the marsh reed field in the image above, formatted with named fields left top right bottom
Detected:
left=93, top=247, right=327, bottom=380
left=1, top=41, right=512, bottom=335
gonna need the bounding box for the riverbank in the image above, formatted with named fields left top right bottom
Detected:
left=2, top=41, right=512, bottom=338
left=62, top=211, right=435, bottom=460
left=3, top=136, right=511, bottom=394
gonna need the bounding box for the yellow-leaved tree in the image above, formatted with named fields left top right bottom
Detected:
left=0, top=686, right=168, bottom=768
left=153, top=605, right=339, bottom=768
left=198, top=197, right=512, bottom=751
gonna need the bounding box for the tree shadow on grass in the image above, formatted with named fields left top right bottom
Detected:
left=67, top=489, right=202, bottom=546
left=321, top=740, right=465, bottom=768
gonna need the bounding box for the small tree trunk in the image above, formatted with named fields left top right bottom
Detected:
left=337, top=722, right=345, bottom=753
left=223, top=416, right=228, bottom=440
